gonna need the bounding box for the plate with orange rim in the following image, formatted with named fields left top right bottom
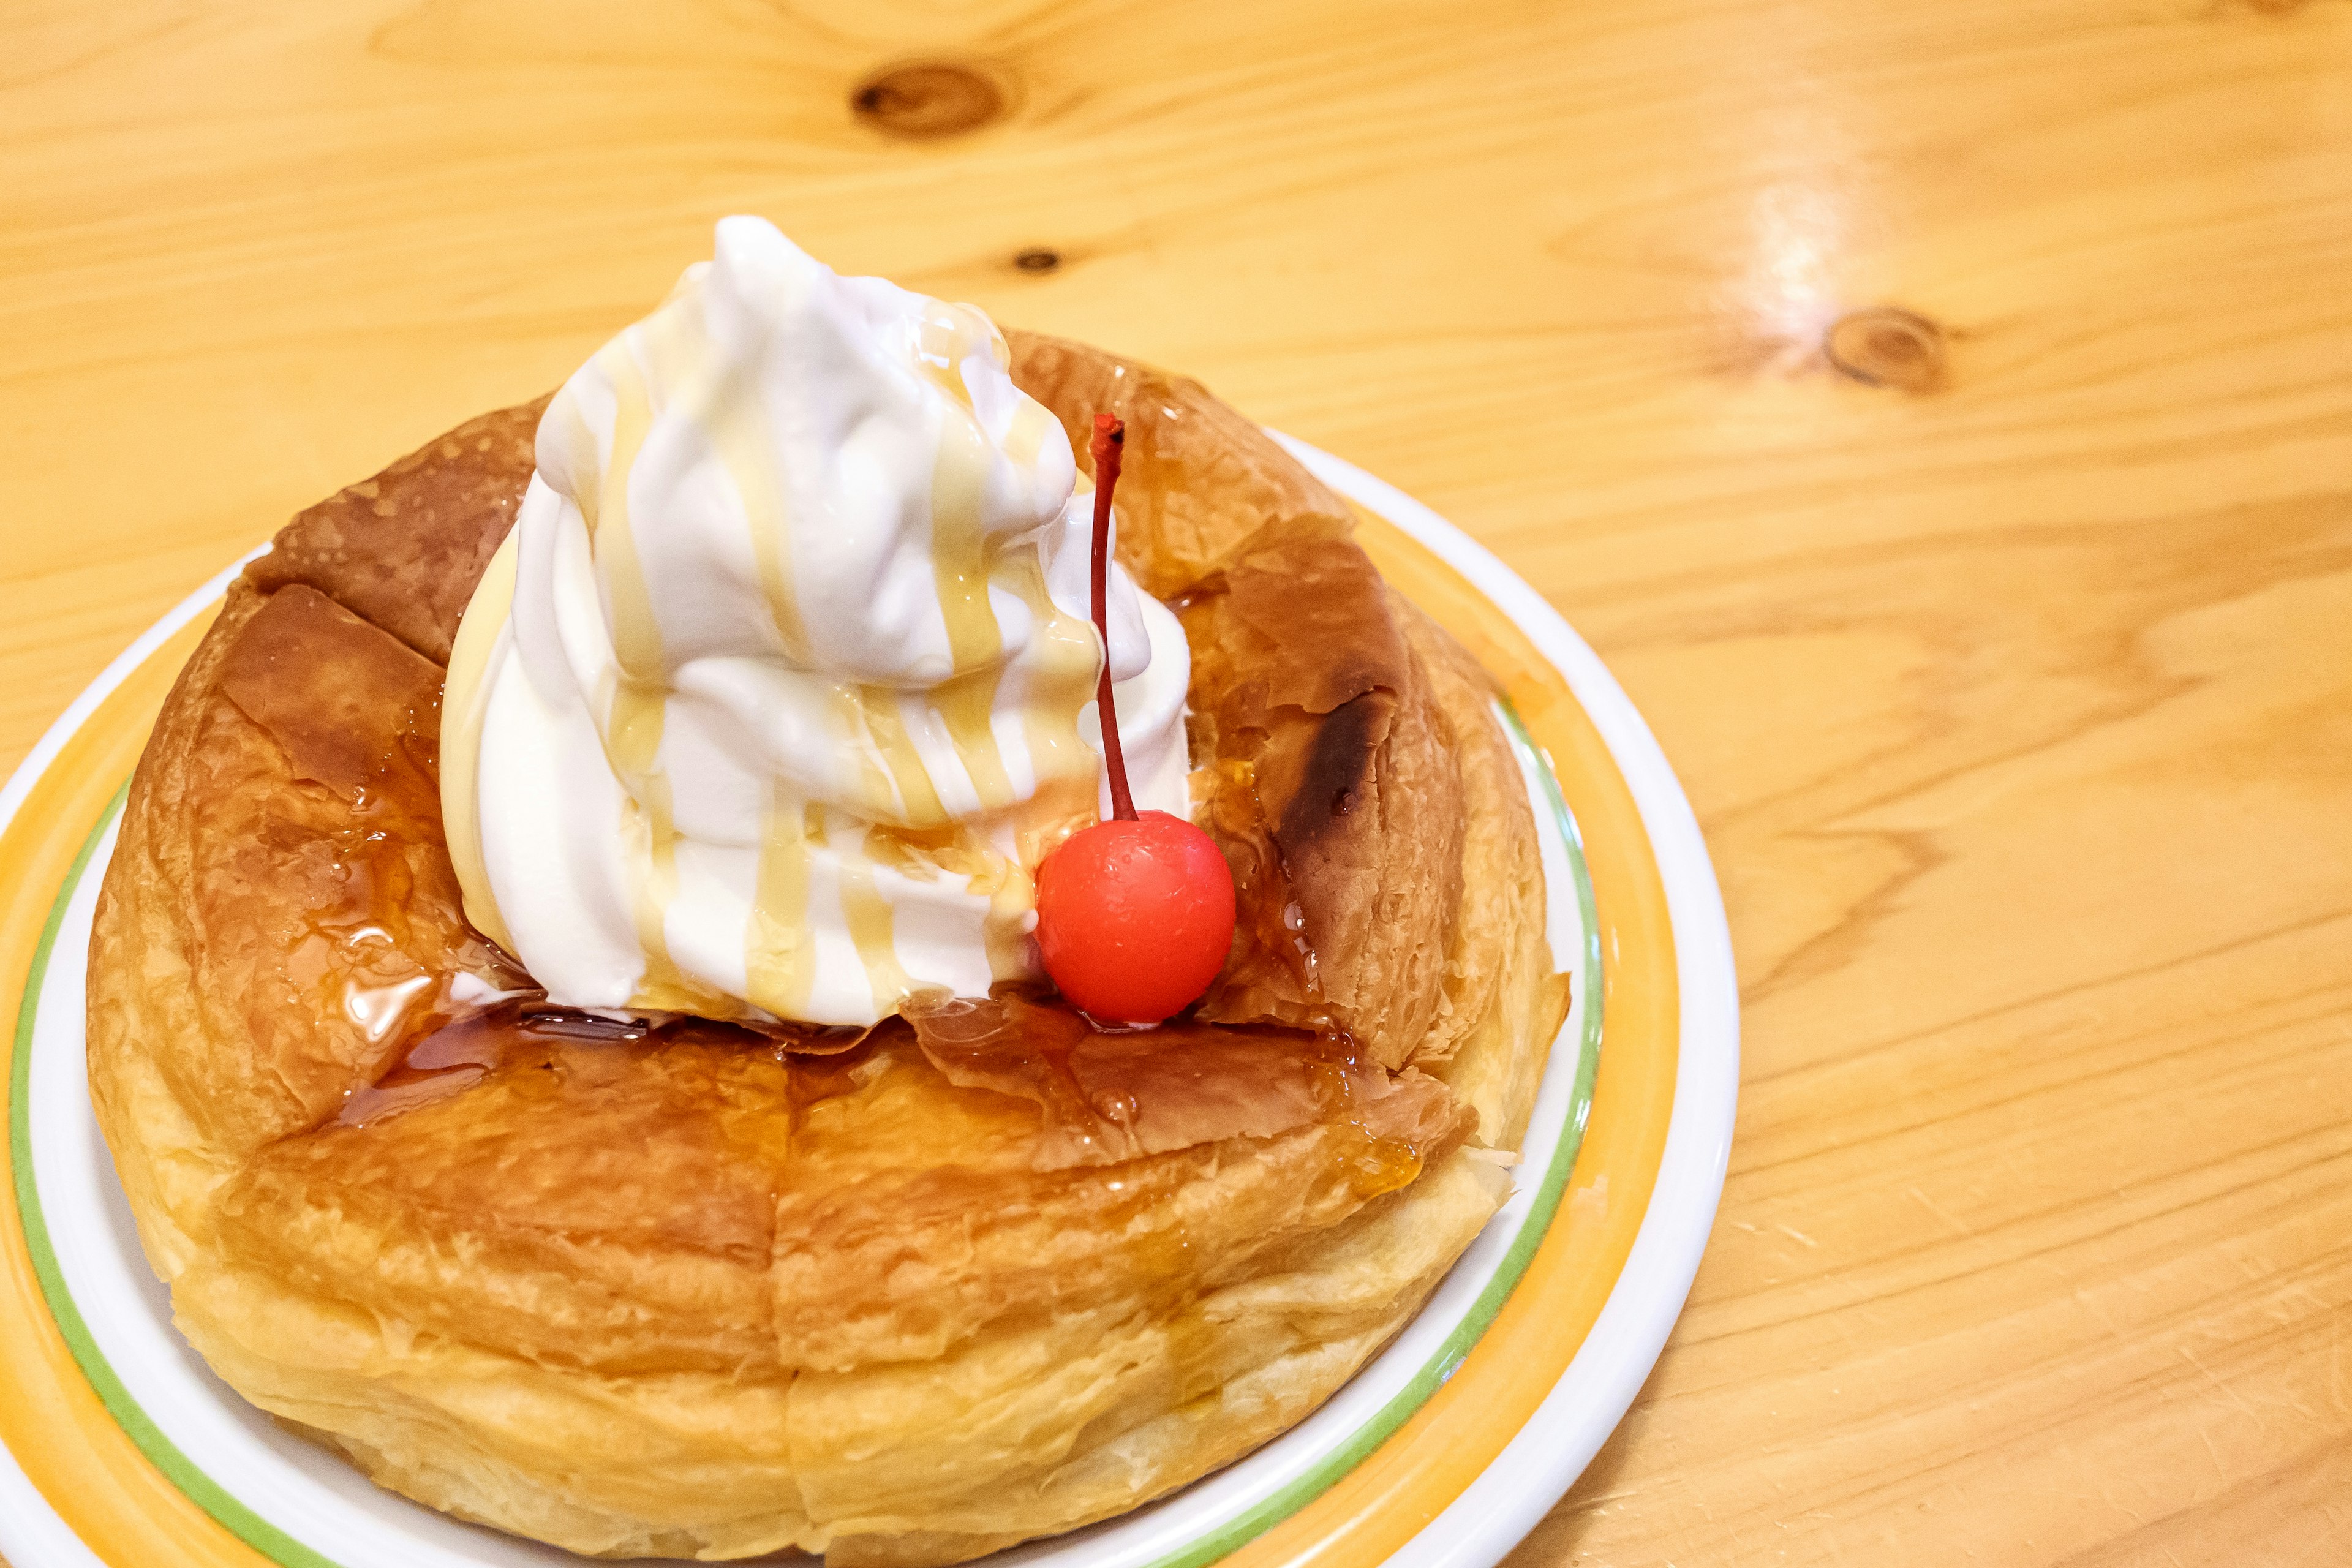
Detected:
left=0, top=437, right=1737, bottom=1568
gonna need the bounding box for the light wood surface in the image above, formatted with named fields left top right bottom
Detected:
left=6, top=2, right=2350, bottom=1565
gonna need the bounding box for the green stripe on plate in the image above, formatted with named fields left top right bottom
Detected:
left=9, top=786, right=346, bottom=1567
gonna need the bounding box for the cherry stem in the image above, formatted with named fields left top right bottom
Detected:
left=1088, top=413, right=1137, bottom=822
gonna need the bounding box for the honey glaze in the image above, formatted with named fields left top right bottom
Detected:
left=334, top=999, right=887, bottom=1129
left=902, top=989, right=1437, bottom=1186
left=436, top=227, right=1210, bottom=1030
left=1187, top=737, right=1335, bottom=1028
left=1164, top=585, right=1330, bottom=1025
left=291, top=687, right=526, bottom=1062
left=218, top=584, right=530, bottom=1088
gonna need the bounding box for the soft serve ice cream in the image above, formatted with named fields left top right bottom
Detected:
left=440, top=217, right=1192, bottom=1026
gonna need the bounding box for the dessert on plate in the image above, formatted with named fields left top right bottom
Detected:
left=85, top=216, right=1570, bottom=1564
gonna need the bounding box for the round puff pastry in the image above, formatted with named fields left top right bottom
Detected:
left=86, top=333, right=1570, bottom=1564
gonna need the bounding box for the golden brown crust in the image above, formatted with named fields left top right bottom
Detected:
left=88, top=337, right=1565, bottom=1563
left=1003, top=331, right=1357, bottom=598
left=110, top=579, right=515, bottom=1170
left=244, top=398, right=546, bottom=663
left=1008, top=333, right=1486, bottom=1071
left=1395, top=594, right=1571, bottom=1147
left=1178, top=535, right=1465, bottom=1067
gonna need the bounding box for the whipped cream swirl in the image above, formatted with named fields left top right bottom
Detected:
left=440, top=217, right=1191, bottom=1025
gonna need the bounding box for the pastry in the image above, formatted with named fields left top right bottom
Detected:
left=85, top=217, right=1569, bottom=1563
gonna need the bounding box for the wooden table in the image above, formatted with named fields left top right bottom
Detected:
left=6, top=2, right=2350, bottom=1564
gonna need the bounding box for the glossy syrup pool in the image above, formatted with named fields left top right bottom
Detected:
left=333, top=998, right=884, bottom=1129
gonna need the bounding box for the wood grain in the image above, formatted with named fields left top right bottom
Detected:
left=5, top=1, right=2350, bottom=1564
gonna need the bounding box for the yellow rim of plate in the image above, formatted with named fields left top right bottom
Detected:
left=0, top=511, right=1678, bottom=1568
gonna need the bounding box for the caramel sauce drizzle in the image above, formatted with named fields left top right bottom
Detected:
left=585, top=339, right=724, bottom=1015
left=902, top=990, right=1426, bottom=1196
left=1177, top=588, right=1338, bottom=1032
left=747, top=793, right=818, bottom=1020
left=256, top=661, right=530, bottom=1095
left=467, top=293, right=1146, bottom=1019
left=437, top=530, right=519, bottom=955
left=919, top=305, right=1018, bottom=816
left=334, top=1000, right=880, bottom=1129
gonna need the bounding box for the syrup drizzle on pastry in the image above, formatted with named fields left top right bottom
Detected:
left=333, top=1001, right=877, bottom=1129
left=217, top=583, right=534, bottom=1086
left=591, top=342, right=747, bottom=1020
left=900, top=990, right=1426, bottom=1191
left=441, top=217, right=1192, bottom=1026
left=334, top=986, right=1431, bottom=1212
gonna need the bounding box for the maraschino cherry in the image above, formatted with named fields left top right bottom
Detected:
left=1035, top=415, right=1237, bottom=1025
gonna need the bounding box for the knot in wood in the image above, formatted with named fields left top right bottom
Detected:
left=1013, top=247, right=1061, bottom=273
left=1825, top=307, right=1948, bottom=394
left=851, top=62, right=1006, bottom=140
